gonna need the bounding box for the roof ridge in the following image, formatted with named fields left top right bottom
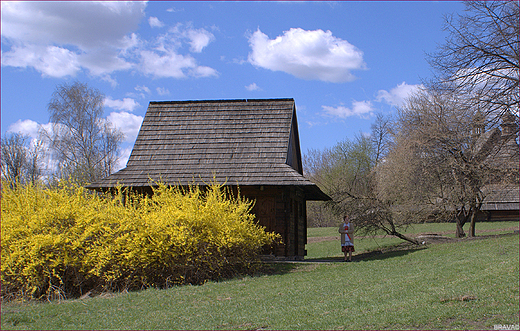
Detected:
left=149, top=98, right=294, bottom=105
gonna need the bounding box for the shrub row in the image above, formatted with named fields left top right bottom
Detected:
left=1, top=181, right=278, bottom=300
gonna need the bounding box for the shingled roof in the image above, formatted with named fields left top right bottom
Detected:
left=481, top=184, right=519, bottom=211
left=88, top=98, right=330, bottom=200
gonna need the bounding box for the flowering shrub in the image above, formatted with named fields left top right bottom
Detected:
left=1, top=181, right=278, bottom=300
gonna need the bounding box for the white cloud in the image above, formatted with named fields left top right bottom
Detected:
left=192, top=66, right=219, bottom=78
left=107, top=111, right=143, bottom=143
left=0, top=2, right=216, bottom=82
left=126, top=85, right=151, bottom=99
left=140, top=50, right=194, bottom=78
left=135, top=23, right=218, bottom=79
left=187, top=28, right=215, bottom=53
left=135, top=85, right=151, bottom=94
left=1, top=2, right=219, bottom=81
left=139, top=50, right=218, bottom=79
left=248, top=28, right=366, bottom=83
left=322, top=101, right=374, bottom=119
left=167, top=7, right=184, bottom=13
left=100, top=74, right=119, bottom=88
left=1, top=1, right=146, bottom=78
left=376, top=82, right=424, bottom=107
left=104, top=97, right=140, bottom=112
left=77, top=47, right=133, bottom=77
left=1, top=1, right=146, bottom=49
left=245, top=83, right=261, bottom=91
left=164, top=23, right=215, bottom=53
left=149, top=17, right=165, bottom=28
left=2, top=45, right=81, bottom=78
left=7, top=119, right=41, bottom=138
left=119, top=33, right=141, bottom=56
left=156, top=87, right=170, bottom=96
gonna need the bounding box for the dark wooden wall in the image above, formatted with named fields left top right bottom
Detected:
left=239, top=186, right=307, bottom=259
left=476, top=210, right=520, bottom=222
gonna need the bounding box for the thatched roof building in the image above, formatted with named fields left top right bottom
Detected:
left=89, top=98, right=330, bottom=259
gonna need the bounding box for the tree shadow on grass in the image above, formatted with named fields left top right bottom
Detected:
left=242, top=241, right=432, bottom=278
left=352, top=245, right=428, bottom=262
left=304, top=243, right=428, bottom=263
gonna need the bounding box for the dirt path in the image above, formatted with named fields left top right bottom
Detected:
left=307, top=226, right=519, bottom=244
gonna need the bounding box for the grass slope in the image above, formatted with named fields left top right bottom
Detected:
left=2, top=223, right=519, bottom=330
left=306, top=221, right=519, bottom=260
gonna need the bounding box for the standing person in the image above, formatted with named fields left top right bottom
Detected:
left=339, top=215, right=355, bottom=262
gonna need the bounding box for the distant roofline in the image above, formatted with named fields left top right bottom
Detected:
left=149, top=98, right=295, bottom=105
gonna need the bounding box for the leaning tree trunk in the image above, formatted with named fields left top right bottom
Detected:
left=390, top=230, right=421, bottom=245
left=386, top=220, right=421, bottom=245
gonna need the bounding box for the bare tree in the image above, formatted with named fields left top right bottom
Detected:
left=304, top=135, right=419, bottom=244
left=387, top=88, right=518, bottom=237
left=1, top=133, right=28, bottom=186
left=428, top=1, right=519, bottom=118
left=1, top=132, right=44, bottom=187
left=376, top=133, right=438, bottom=224
left=405, top=0, right=520, bottom=236
left=42, top=82, right=124, bottom=185
left=370, top=113, right=394, bottom=165
left=306, top=201, right=337, bottom=228
left=304, top=147, right=339, bottom=227
left=26, top=138, right=45, bottom=185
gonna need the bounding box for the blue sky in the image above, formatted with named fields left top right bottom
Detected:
left=1, top=1, right=466, bottom=171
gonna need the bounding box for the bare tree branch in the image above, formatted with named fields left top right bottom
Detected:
left=428, top=1, right=519, bottom=117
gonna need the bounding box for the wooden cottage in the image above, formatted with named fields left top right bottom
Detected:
left=88, top=98, right=330, bottom=259
left=473, top=112, right=519, bottom=222
left=477, top=185, right=519, bottom=222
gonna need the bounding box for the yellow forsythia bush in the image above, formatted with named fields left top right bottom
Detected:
left=1, top=181, right=278, bottom=300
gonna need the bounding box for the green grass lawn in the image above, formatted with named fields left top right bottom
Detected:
left=2, top=222, right=519, bottom=330
left=306, top=221, right=519, bottom=260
